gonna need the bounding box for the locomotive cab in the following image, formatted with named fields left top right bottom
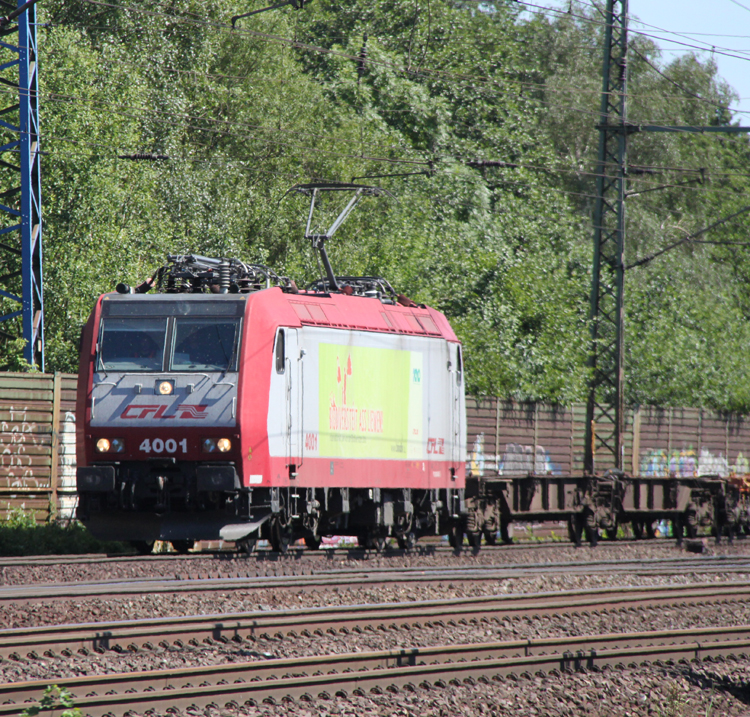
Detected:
left=76, top=292, right=256, bottom=548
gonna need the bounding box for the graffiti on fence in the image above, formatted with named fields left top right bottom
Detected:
left=639, top=447, right=695, bottom=478
left=469, top=433, right=492, bottom=476
left=0, top=406, right=40, bottom=488
left=468, top=433, right=562, bottom=476
left=59, top=411, right=77, bottom=519
left=639, top=445, right=750, bottom=478
left=498, top=443, right=561, bottom=475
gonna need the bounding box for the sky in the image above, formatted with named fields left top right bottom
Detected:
left=535, top=0, right=750, bottom=119
left=629, top=0, right=750, bottom=118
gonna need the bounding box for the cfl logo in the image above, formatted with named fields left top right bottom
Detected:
left=120, top=404, right=209, bottom=419
left=427, top=437, right=445, bottom=454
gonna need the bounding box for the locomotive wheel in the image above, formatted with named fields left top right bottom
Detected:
left=171, top=539, right=194, bottom=554
left=370, top=533, right=386, bottom=552
left=467, top=531, right=482, bottom=550
left=304, top=535, right=322, bottom=550
left=358, top=530, right=385, bottom=551
left=237, top=536, right=257, bottom=555
left=270, top=521, right=293, bottom=554
left=483, top=530, right=497, bottom=546
left=131, top=540, right=155, bottom=556
left=394, top=509, right=414, bottom=545
left=396, top=531, right=416, bottom=551
left=448, top=522, right=464, bottom=550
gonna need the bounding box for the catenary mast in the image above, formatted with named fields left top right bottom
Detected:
left=0, top=0, right=43, bottom=369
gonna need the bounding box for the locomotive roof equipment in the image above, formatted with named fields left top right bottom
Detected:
left=285, top=182, right=394, bottom=294
left=116, top=182, right=400, bottom=303
left=115, top=255, right=296, bottom=296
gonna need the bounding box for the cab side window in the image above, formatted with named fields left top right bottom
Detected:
left=275, top=330, right=285, bottom=374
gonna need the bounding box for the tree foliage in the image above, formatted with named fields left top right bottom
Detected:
left=1, top=0, right=748, bottom=410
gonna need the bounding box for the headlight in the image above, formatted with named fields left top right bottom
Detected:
left=96, top=438, right=125, bottom=453
left=157, top=380, right=174, bottom=395
left=217, top=438, right=231, bottom=453
left=202, top=438, right=216, bottom=453
left=202, top=438, right=231, bottom=453
left=111, top=438, right=125, bottom=453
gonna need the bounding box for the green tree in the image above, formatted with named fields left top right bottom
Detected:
left=1, top=0, right=746, bottom=411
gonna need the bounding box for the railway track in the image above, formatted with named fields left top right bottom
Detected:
left=1, top=580, right=748, bottom=660
left=0, top=538, right=682, bottom=569
left=2, top=555, right=750, bottom=603
left=2, top=624, right=748, bottom=716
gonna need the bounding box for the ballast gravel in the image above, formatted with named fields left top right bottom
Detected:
left=5, top=541, right=750, bottom=716
left=108, top=659, right=750, bottom=717
left=4, top=569, right=750, bottom=629
left=2, top=538, right=750, bottom=587
left=3, top=599, right=750, bottom=685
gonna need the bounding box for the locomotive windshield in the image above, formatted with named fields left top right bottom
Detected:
left=97, top=315, right=241, bottom=372
left=172, top=318, right=240, bottom=371
left=98, top=318, right=167, bottom=371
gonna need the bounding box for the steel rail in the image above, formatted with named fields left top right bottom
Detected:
left=2, top=556, right=750, bottom=603
left=1, top=581, right=749, bottom=660
left=0, top=538, right=675, bottom=568
left=2, top=626, right=750, bottom=715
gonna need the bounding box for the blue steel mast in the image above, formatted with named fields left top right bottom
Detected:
left=0, top=0, right=43, bottom=370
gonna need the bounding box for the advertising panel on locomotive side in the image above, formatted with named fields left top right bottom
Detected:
left=318, top=343, right=419, bottom=459
left=264, top=321, right=462, bottom=490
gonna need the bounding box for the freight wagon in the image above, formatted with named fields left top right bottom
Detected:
left=462, top=400, right=750, bottom=547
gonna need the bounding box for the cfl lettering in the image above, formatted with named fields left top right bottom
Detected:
left=120, top=404, right=209, bottom=419
left=427, top=437, right=445, bottom=454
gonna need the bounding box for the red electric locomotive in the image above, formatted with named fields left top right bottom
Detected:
left=76, top=185, right=466, bottom=553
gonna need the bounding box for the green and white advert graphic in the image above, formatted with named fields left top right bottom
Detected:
left=319, top=343, right=423, bottom=459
